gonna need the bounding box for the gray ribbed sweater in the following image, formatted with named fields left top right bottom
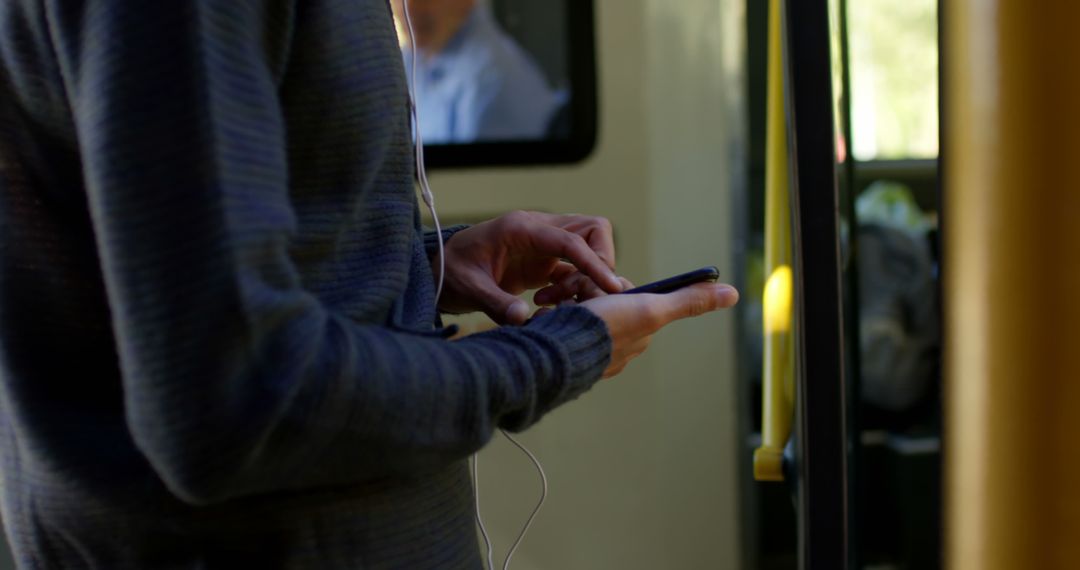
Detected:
left=0, top=1, right=611, bottom=568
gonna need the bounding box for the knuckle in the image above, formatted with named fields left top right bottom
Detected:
left=679, top=289, right=719, bottom=318
left=687, top=295, right=711, bottom=318
left=592, top=216, right=613, bottom=232
left=595, top=249, right=615, bottom=268
left=565, top=233, right=589, bottom=254
left=642, top=303, right=665, bottom=330
left=500, top=210, right=530, bottom=229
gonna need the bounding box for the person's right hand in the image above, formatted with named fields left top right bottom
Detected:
left=578, top=283, right=739, bottom=378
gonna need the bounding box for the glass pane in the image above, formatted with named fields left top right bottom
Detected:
left=389, top=0, right=571, bottom=144
left=848, top=2, right=944, bottom=569
left=848, top=0, right=938, bottom=160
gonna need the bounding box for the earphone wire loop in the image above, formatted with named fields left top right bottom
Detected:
left=499, top=429, right=548, bottom=570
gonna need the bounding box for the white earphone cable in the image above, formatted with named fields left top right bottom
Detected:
left=402, top=2, right=446, bottom=304
left=497, top=429, right=548, bottom=570
left=400, top=6, right=546, bottom=570
left=471, top=431, right=549, bottom=570
left=471, top=454, right=496, bottom=570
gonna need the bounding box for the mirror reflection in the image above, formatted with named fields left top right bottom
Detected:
left=390, top=0, right=571, bottom=144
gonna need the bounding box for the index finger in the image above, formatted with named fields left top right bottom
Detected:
left=530, top=212, right=616, bottom=270
left=523, top=225, right=622, bottom=293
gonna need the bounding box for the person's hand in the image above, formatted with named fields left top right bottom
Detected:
left=437, top=211, right=623, bottom=325
left=579, top=282, right=739, bottom=378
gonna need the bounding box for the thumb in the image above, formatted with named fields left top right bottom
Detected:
left=471, top=279, right=530, bottom=325
left=659, top=283, right=740, bottom=323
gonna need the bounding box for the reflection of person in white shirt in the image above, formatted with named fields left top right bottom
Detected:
left=393, top=0, right=564, bottom=143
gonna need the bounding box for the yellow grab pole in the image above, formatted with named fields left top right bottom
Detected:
left=946, top=0, right=1080, bottom=567
left=753, top=0, right=795, bottom=482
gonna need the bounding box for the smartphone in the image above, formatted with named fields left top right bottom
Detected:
left=619, top=266, right=720, bottom=295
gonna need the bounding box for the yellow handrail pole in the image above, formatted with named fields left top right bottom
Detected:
left=753, top=0, right=795, bottom=483
left=945, top=0, right=1080, bottom=567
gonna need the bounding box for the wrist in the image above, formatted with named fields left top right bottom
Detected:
left=526, top=305, right=612, bottom=384
left=424, top=224, right=470, bottom=264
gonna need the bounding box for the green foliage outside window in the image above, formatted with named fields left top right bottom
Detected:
left=848, top=0, right=939, bottom=160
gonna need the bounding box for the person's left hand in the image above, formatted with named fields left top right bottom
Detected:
left=435, top=210, right=624, bottom=325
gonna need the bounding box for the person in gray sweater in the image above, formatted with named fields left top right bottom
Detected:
left=0, top=1, right=738, bottom=568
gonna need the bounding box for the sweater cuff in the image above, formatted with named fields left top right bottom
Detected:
left=423, top=224, right=470, bottom=260
left=525, top=305, right=612, bottom=402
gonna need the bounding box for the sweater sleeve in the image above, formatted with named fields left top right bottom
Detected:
left=46, top=1, right=610, bottom=505
left=424, top=224, right=471, bottom=260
